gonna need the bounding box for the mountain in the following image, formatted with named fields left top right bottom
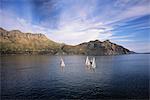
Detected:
left=0, top=27, right=134, bottom=55
left=61, top=40, right=133, bottom=55
left=0, top=27, right=60, bottom=54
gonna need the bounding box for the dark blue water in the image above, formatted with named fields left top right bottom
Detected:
left=1, top=54, right=149, bottom=99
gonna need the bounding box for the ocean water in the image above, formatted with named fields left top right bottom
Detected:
left=1, top=54, right=149, bottom=99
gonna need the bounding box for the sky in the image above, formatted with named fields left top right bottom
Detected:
left=0, top=0, right=150, bottom=52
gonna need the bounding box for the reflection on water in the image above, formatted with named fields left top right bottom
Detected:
left=1, top=54, right=149, bottom=99
left=85, top=65, right=96, bottom=73
left=60, top=66, right=65, bottom=72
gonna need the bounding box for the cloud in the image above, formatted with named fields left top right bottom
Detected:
left=117, top=4, right=150, bottom=20
left=0, top=9, right=50, bottom=34
left=47, top=20, right=111, bottom=44
left=109, top=34, right=134, bottom=39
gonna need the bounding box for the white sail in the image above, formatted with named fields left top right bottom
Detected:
left=85, top=56, right=88, bottom=65
left=60, top=57, right=65, bottom=67
left=85, top=56, right=90, bottom=66
left=91, top=57, right=96, bottom=68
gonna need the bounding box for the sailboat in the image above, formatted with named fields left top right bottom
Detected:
left=91, top=57, right=96, bottom=68
left=85, top=56, right=90, bottom=66
left=60, top=57, right=65, bottom=67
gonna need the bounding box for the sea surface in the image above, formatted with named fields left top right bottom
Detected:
left=1, top=54, right=149, bottom=99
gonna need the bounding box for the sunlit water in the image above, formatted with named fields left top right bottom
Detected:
left=1, top=54, right=149, bottom=99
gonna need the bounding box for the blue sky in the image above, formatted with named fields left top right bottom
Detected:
left=0, top=0, right=150, bottom=52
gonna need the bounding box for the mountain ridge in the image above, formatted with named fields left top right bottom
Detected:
left=0, top=27, right=134, bottom=55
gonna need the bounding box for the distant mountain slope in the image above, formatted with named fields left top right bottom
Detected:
left=0, top=27, right=133, bottom=55
left=62, top=40, right=133, bottom=55
left=0, top=27, right=60, bottom=54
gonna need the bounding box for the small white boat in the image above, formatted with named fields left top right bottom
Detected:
left=60, top=57, right=65, bottom=67
left=91, top=57, right=96, bottom=68
left=85, top=56, right=90, bottom=66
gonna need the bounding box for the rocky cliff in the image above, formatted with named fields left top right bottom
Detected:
left=0, top=27, right=133, bottom=55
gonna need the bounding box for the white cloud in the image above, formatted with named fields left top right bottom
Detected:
left=47, top=19, right=110, bottom=44
left=118, top=4, right=150, bottom=20
left=109, top=34, right=134, bottom=39
left=105, top=1, right=150, bottom=25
